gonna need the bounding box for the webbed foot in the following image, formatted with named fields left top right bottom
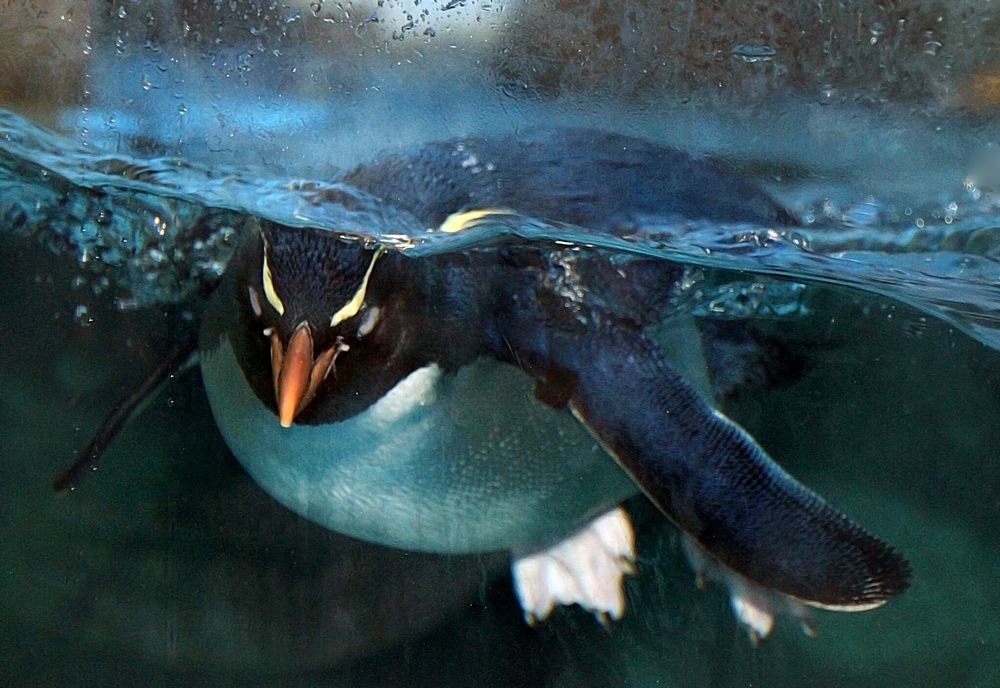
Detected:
left=512, top=506, right=636, bottom=624
left=682, top=533, right=818, bottom=642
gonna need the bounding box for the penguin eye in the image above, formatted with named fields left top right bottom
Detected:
left=247, top=286, right=264, bottom=318
left=356, top=306, right=381, bottom=338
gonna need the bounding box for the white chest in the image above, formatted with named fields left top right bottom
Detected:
left=200, top=337, right=636, bottom=554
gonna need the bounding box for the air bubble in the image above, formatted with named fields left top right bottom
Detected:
left=74, top=305, right=94, bottom=326
left=730, top=44, right=776, bottom=63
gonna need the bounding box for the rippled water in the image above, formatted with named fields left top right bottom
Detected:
left=4, top=108, right=1000, bottom=350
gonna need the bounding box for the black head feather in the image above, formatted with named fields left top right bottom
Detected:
left=259, top=224, right=379, bottom=339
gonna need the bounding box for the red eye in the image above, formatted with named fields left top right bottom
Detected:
left=248, top=286, right=263, bottom=317
left=357, top=306, right=382, bottom=338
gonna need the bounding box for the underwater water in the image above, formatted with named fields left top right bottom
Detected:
left=2, top=1, right=1000, bottom=686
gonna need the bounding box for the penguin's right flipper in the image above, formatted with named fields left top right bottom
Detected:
left=696, top=318, right=818, bottom=401
left=54, top=335, right=199, bottom=494
left=514, top=323, right=911, bottom=615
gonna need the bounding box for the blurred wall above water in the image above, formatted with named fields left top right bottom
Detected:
left=5, top=0, right=1000, bottom=195
left=7, top=0, right=1000, bottom=119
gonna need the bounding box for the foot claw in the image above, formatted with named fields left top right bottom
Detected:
left=512, top=507, right=636, bottom=624
left=681, top=534, right=814, bottom=642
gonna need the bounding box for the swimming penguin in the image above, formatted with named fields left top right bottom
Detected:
left=60, top=128, right=911, bottom=639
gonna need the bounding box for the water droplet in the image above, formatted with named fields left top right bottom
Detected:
left=74, top=304, right=94, bottom=326
left=730, top=44, right=776, bottom=64
left=842, top=201, right=882, bottom=228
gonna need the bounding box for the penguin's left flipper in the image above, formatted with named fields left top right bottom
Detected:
left=54, top=335, right=199, bottom=494
left=516, top=323, right=911, bottom=623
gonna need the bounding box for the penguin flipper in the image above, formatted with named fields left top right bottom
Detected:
left=696, top=318, right=807, bottom=401
left=522, top=324, right=911, bottom=612
left=54, top=335, right=199, bottom=494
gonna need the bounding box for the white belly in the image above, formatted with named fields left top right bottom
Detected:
left=200, top=336, right=637, bottom=554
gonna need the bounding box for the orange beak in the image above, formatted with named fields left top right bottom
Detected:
left=269, top=323, right=339, bottom=428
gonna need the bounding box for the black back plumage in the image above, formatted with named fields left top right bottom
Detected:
left=344, top=128, right=794, bottom=230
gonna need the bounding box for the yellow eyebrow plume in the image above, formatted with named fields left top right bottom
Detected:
left=438, top=207, right=517, bottom=233
left=262, top=241, right=285, bottom=316
left=330, top=246, right=385, bottom=327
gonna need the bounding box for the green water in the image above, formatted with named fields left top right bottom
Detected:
left=3, top=212, right=998, bottom=687
left=3, top=1, right=1000, bottom=685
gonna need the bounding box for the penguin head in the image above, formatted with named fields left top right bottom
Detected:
left=239, top=222, right=386, bottom=427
